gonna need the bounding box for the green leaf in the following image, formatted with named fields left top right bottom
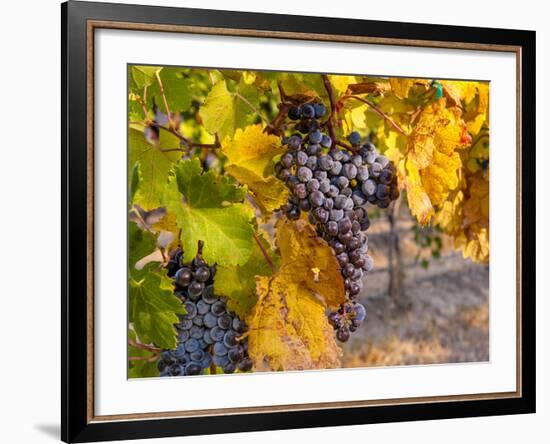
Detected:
left=132, top=65, right=162, bottom=89
left=163, top=158, right=254, bottom=266
left=128, top=222, right=184, bottom=349
left=215, top=233, right=277, bottom=317
left=128, top=329, right=160, bottom=378
left=128, top=127, right=181, bottom=210
left=129, top=264, right=184, bottom=349
left=129, top=220, right=157, bottom=271
left=199, top=79, right=260, bottom=141
left=158, top=68, right=200, bottom=113
left=129, top=162, right=142, bottom=205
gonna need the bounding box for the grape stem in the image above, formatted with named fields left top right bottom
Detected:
left=152, top=122, right=221, bottom=149
left=339, top=95, right=408, bottom=136
left=252, top=232, right=275, bottom=272
left=128, top=338, right=162, bottom=359
left=321, top=74, right=338, bottom=144
left=155, top=70, right=174, bottom=129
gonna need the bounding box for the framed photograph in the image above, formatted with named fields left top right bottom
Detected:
left=62, top=1, right=536, bottom=442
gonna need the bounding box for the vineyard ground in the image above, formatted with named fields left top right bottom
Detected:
left=342, top=217, right=490, bottom=367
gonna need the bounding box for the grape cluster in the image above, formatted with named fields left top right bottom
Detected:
left=158, top=243, right=253, bottom=376
left=275, top=102, right=399, bottom=342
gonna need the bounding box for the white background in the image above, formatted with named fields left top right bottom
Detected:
left=95, top=29, right=517, bottom=415
left=0, top=0, right=547, bottom=443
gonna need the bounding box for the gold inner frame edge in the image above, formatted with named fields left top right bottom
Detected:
left=85, top=19, right=523, bottom=423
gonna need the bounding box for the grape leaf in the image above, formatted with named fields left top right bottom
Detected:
left=215, top=233, right=277, bottom=317
left=163, top=158, right=254, bottom=266
left=128, top=127, right=181, bottom=210
left=389, top=78, right=416, bottom=99
left=407, top=100, right=469, bottom=169
left=280, top=73, right=328, bottom=102
left=221, top=125, right=289, bottom=214
left=129, top=161, right=142, bottom=205
left=200, top=79, right=260, bottom=141
left=275, top=219, right=345, bottom=309
left=145, top=67, right=200, bottom=113
left=247, top=274, right=341, bottom=371
left=328, top=75, right=356, bottom=97
left=245, top=219, right=344, bottom=371
left=131, top=65, right=162, bottom=89
left=128, top=329, right=160, bottom=378
left=128, top=222, right=184, bottom=349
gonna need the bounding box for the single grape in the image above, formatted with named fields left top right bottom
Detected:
left=202, top=285, right=217, bottom=304
left=174, top=268, right=192, bottom=287
left=309, top=129, right=323, bottom=144
left=223, top=330, right=239, bottom=348
left=222, top=362, right=237, bottom=374
left=190, top=325, right=204, bottom=339
left=301, top=104, right=315, bottom=119
left=188, top=281, right=204, bottom=298
left=217, top=314, right=232, bottom=330
left=194, top=266, right=211, bottom=282
left=169, top=364, right=184, bottom=376
left=295, top=151, right=308, bottom=166
left=228, top=346, right=244, bottom=363
left=288, top=106, right=301, bottom=120
left=232, top=317, right=247, bottom=333
left=211, top=300, right=226, bottom=316
left=347, top=132, right=361, bottom=146
left=204, top=312, right=218, bottom=329
left=196, top=299, right=210, bottom=315
left=183, top=301, right=197, bottom=319
left=184, top=338, right=200, bottom=353
left=209, top=326, right=225, bottom=342
left=185, top=362, right=202, bottom=376
left=321, top=134, right=332, bottom=148
left=213, top=342, right=228, bottom=356
left=336, top=327, right=350, bottom=342
left=314, top=103, right=326, bottom=118
left=238, top=357, right=253, bottom=372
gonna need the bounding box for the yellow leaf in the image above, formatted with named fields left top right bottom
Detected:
left=407, top=100, right=469, bottom=169
left=434, top=190, right=464, bottom=234
left=247, top=275, right=342, bottom=371
left=463, top=174, right=489, bottom=225
left=464, top=83, right=489, bottom=136
left=390, top=78, right=416, bottom=99
left=441, top=80, right=478, bottom=106
left=405, top=159, right=434, bottom=224
left=329, top=75, right=356, bottom=96
left=276, top=218, right=345, bottom=309
left=420, top=149, right=462, bottom=206
left=222, top=125, right=290, bottom=214
left=455, top=226, right=489, bottom=264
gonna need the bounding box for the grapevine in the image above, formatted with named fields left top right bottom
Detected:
left=158, top=241, right=252, bottom=376
left=274, top=102, right=399, bottom=341
left=127, top=66, right=490, bottom=376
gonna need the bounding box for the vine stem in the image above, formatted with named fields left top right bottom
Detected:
left=235, top=91, right=270, bottom=125
left=128, top=338, right=161, bottom=354
left=155, top=70, right=174, bottom=128
left=253, top=232, right=275, bottom=272
left=340, top=95, right=408, bottom=136
left=154, top=123, right=220, bottom=149
left=321, top=74, right=338, bottom=144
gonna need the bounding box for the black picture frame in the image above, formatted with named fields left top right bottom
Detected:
left=62, top=1, right=536, bottom=442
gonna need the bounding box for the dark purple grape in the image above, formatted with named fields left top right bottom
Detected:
left=336, top=327, right=350, bottom=342
left=228, top=346, right=244, bottom=363
left=288, top=106, right=301, bottom=120
left=238, top=357, right=253, bottom=372
left=232, top=318, right=247, bottom=333
left=174, top=268, right=192, bottom=287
